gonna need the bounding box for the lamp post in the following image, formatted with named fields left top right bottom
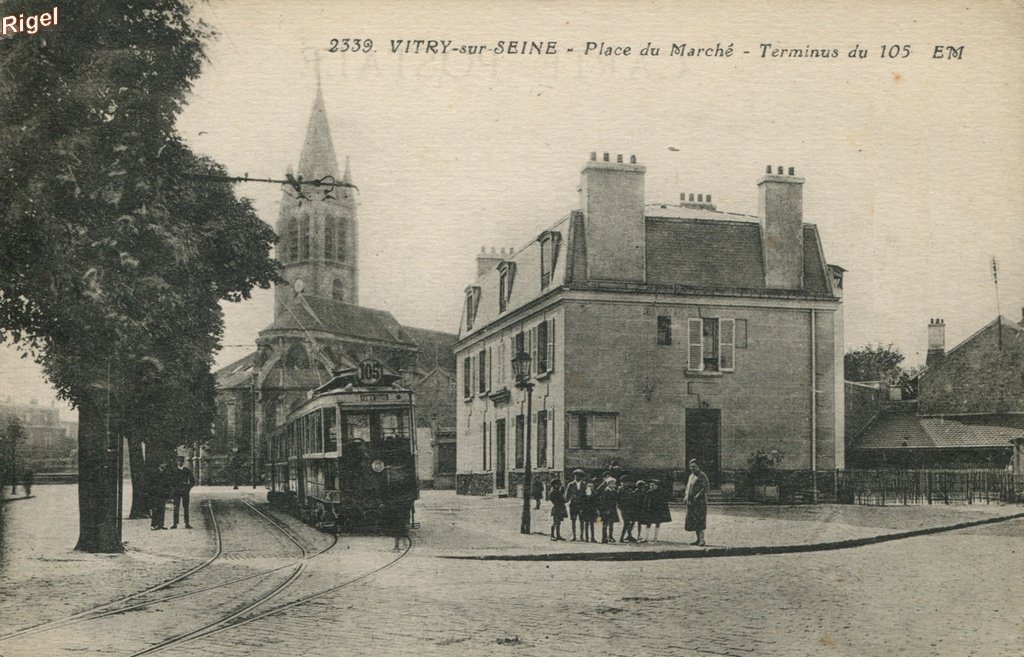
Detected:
left=512, top=350, right=534, bottom=535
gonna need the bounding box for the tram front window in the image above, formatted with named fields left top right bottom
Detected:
left=343, top=413, right=371, bottom=443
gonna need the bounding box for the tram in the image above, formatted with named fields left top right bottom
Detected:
left=266, top=359, right=418, bottom=532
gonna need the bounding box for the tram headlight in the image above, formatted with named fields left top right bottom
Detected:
left=371, top=459, right=385, bottom=473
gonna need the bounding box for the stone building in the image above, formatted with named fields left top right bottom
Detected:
left=454, top=154, right=845, bottom=497
left=849, top=313, right=1024, bottom=469
left=0, top=398, right=77, bottom=467
left=212, top=84, right=456, bottom=487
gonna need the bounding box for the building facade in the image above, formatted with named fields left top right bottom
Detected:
left=849, top=314, right=1024, bottom=469
left=212, top=84, right=456, bottom=487
left=455, top=155, right=845, bottom=497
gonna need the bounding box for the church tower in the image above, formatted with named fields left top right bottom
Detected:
left=274, top=83, right=358, bottom=319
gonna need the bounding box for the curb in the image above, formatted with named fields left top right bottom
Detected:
left=440, top=510, right=1024, bottom=561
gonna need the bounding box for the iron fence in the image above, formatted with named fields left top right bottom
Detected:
left=834, top=469, right=1024, bottom=506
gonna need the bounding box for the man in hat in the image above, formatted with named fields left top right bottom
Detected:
left=564, top=469, right=586, bottom=541
left=170, top=455, right=197, bottom=529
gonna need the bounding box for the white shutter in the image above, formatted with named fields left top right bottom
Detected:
left=720, top=318, right=735, bottom=371
left=547, top=318, right=555, bottom=373
left=688, top=318, right=704, bottom=371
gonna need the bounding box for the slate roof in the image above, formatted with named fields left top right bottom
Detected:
left=214, top=351, right=259, bottom=389
left=404, top=326, right=458, bottom=373
left=853, top=413, right=1024, bottom=450
left=262, top=296, right=416, bottom=347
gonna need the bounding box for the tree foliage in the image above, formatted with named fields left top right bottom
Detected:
left=0, top=1, right=280, bottom=550
left=844, top=344, right=907, bottom=384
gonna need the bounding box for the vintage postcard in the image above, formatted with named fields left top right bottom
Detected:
left=0, top=1, right=1021, bottom=656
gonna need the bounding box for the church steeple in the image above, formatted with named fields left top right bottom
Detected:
left=297, top=85, right=340, bottom=181
left=274, top=81, right=359, bottom=319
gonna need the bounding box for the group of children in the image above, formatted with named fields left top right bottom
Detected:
left=546, top=468, right=672, bottom=543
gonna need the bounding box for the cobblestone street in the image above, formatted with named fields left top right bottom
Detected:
left=1, top=486, right=1021, bottom=656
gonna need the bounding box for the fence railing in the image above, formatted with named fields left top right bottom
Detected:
left=834, top=469, right=1023, bottom=506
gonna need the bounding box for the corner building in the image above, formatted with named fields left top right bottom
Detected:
left=455, top=155, right=845, bottom=496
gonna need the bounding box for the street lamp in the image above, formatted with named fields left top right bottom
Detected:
left=512, top=350, right=534, bottom=535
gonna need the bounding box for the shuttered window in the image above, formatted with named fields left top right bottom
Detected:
left=720, top=318, right=736, bottom=371
left=688, top=319, right=703, bottom=371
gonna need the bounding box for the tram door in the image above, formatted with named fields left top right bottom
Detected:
left=495, top=419, right=506, bottom=490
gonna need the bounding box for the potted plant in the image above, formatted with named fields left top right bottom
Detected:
left=748, top=449, right=784, bottom=502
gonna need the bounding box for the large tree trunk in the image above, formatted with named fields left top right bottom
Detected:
left=127, top=435, right=149, bottom=519
left=75, top=398, right=123, bottom=553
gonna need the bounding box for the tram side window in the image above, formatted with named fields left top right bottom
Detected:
left=324, top=407, right=338, bottom=452
left=312, top=410, right=323, bottom=453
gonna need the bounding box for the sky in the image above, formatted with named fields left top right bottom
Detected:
left=1, top=0, right=1022, bottom=418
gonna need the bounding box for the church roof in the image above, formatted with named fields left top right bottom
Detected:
left=261, top=296, right=417, bottom=347
left=404, top=326, right=458, bottom=373
left=297, top=86, right=340, bottom=181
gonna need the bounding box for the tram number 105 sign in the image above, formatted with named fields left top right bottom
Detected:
left=357, top=359, right=384, bottom=385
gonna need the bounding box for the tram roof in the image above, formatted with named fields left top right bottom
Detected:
left=310, top=365, right=407, bottom=397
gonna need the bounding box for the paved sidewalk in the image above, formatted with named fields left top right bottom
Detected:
left=414, top=489, right=1024, bottom=558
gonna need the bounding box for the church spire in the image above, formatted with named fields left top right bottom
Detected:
left=297, top=84, right=340, bottom=181
left=343, top=156, right=352, bottom=184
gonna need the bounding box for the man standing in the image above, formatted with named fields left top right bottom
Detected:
left=170, top=455, right=197, bottom=529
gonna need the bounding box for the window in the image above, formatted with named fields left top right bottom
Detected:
left=299, top=216, right=310, bottom=259
left=332, top=278, right=345, bottom=301
left=324, top=217, right=334, bottom=260
left=567, top=413, right=618, bottom=450
left=482, top=421, right=488, bottom=470
left=535, top=319, right=556, bottom=374
left=498, top=261, right=516, bottom=313
left=515, top=414, right=525, bottom=468
left=657, top=316, right=672, bottom=345
left=336, top=220, right=347, bottom=260
left=465, top=287, right=481, bottom=329
left=462, top=356, right=472, bottom=399
left=478, top=348, right=487, bottom=394
left=286, top=217, right=298, bottom=261
left=324, top=407, right=337, bottom=452
left=538, top=231, right=562, bottom=288
left=536, top=410, right=547, bottom=468
left=687, top=317, right=737, bottom=372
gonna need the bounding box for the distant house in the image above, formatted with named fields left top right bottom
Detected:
left=848, top=314, right=1024, bottom=469
left=455, top=154, right=845, bottom=496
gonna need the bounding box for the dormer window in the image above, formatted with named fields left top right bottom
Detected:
left=497, top=261, right=516, bottom=313
left=465, top=286, right=481, bottom=329
left=538, top=231, right=562, bottom=289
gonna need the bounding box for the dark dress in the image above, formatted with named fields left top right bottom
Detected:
left=578, top=489, right=598, bottom=523
left=549, top=487, right=567, bottom=521
left=684, top=472, right=709, bottom=531
left=643, top=487, right=673, bottom=525
left=617, top=487, right=636, bottom=523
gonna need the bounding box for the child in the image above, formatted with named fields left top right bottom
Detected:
left=548, top=478, right=567, bottom=541
left=634, top=480, right=649, bottom=541
left=579, top=481, right=598, bottom=543
left=642, top=479, right=672, bottom=542
left=600, top=478, right=620, bottom=543
left=618, top=478, right=638, bottom=543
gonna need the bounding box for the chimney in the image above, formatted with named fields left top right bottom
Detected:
left=926, top=318, right=945, bottom=366
left=476, top=246, right=504, bottom=278
left=578, top=153, right=646, bottom=282
left=757, top=165, right=805, bottom=289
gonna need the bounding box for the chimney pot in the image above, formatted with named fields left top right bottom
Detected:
left=707, top=194, right=712, bottom=203
left=698, top=194, right=704, bottom=202
left=603, top=152, right=609, bottom=162
left=630, top=154, right=637, bottom=164
left=765, top=165, right=772, bottom=174
left=788, top=167, right=795, bottom=175
left=616, top=154, right=623, bottom=163
left=689, top=194, right=694, bottom=201
left=590, top=151, right=597, bottom=161
left=491, top=246, right=496, bottom=253
left=776, top=165, right=783, bottom=174
left=680, top=192, right=685, bottom=201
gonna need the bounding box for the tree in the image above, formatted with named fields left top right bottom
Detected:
left=844, top=344, right=907, bottom=384
left=0, top=2, right=279, bottom=551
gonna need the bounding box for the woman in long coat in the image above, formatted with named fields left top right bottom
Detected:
left=684, top=459, right=710, bottom=546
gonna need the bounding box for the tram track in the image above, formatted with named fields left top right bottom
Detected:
left=124, top=532, right=413, bottom=655
left=0, top=497, right=340, bottom=653
left=0, top=500, right=225, bottom=644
